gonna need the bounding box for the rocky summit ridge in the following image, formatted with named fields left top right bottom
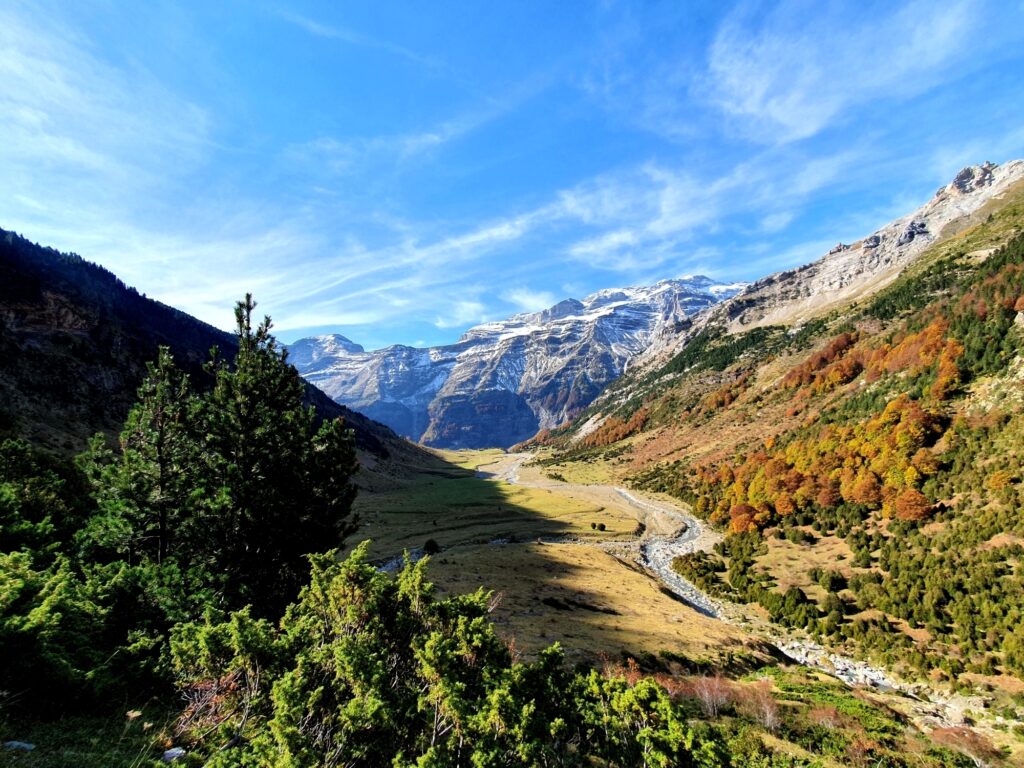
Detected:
left=638, top=160, right=1024, bottom=366
left=289, top=276, right=744, bottom=448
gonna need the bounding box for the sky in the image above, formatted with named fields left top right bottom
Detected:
left=2, top=1, right=1024, bottom=350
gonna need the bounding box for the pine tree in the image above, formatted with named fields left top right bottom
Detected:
left=199, top=294, right=358, bottom=616
left=80, top=295, right=359, bottom=617
left=79, top=347, right=200, bottom=566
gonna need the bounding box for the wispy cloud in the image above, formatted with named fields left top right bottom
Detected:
left=502, top=287, right=558, bottom=313
left=0, top=4, right=210, bottom=207
left=285, top=78, right=545, bottom=175
left=760, top=211, right=793, bottom=233
left=435, top=299, right=488, bottom=329
left=704, top=0, right=981, bottom=143
left=575, top=1, right=702, bottom=142
left=275, top=8, right=441, bottom=70
left=554, top=144, right=867, bottom=272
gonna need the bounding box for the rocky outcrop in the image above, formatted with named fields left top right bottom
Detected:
left=949, top=160, right=996, bottom=194
left=290, top=277, right=744, bottom=448
left=897, top=220, right=928, bottom=245
left=638, top=160, right=1024, bottom=364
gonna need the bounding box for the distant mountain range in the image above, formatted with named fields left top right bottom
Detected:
left=292, top=160, right=1024, bottom=452
left=288, top=277, right=745, bottom=449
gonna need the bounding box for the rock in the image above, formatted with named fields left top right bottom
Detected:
left=952, top=162, right=996, bottom=194
left=163, top=746, right=187, bottom=762
left=3, top=741, right=35, bottom=752
left=289, top=278, right=745, bottom=448
left=897, top=220, right=928, bottom=246
left=862, top=234, right=881, bottom=249
left=828, top=242, right=848, bottom=254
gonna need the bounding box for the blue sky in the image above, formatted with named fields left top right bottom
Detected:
left=2, top=0, right=1024, bottom=349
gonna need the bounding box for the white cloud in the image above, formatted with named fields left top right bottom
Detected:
left=0, top=5, right=211, bottom=206
left=286, top=105, right=504, bottom=172
left=760, top=211, right=794, bottom=233
left=574, top=2, right=703, bottom=142
left=435, top=300, right=488, bottom=328
left=502, top=287, right=557, bottom=312
left=275, top=9, right=440, bottom=70
left=705, top=0, right=980, bottom=143
left=556, top=147, right=862, bottom=272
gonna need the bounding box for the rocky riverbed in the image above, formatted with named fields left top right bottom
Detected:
left=477, top=453, right=990, bottom=730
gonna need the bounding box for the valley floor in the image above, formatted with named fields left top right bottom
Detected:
left=357, top=448, right=1024, bottom=764
left=354, top=449, right=759, bottom=667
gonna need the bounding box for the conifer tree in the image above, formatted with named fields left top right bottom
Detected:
left=199, top=294, right=358, bottom=616
left=80, top=295, right=359, bottom=617
left=79, top=346, right=200, bottom=566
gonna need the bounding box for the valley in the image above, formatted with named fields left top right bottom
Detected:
left=5, top=161, right=1024, bottom=767
left=6, top=5, right=1024, bottom=764
left=352, top=449, right=758, bottom=666
left=358, top=444, right=1024, bottom=759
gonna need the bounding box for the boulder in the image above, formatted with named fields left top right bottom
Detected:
left=897, top=221, right=928, bottom=246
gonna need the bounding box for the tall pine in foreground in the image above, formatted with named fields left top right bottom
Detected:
left=79, top=347, right=201, bottom=567
left=200, top=294, right=358, bottom=615
left=81, top=294, right=359, bottom=618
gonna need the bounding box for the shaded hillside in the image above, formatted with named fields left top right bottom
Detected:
left=540, top=167, right=1024, bottom=684
left=0, top=228, right=417, bottom=465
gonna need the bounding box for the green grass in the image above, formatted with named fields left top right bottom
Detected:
left=0, top=710, right=177, bottom=768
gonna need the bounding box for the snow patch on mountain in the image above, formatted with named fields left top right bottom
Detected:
left=289, top=276, right=744, bottom=448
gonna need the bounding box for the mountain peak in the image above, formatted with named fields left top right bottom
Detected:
left=286, top=334, right=365, bottom=371
left=540, top=298, right=586, bottom=323
left=315, top=333, right=365, bottom=355
left=292, top=276, right=742, bottom=447
left=941, top=161, right=998, bottom=197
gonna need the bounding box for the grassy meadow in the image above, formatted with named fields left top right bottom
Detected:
left=352, top=447, right=758, bottom=665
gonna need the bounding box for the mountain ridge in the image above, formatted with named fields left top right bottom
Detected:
left=568, top=160, right=1024, bottom=428
left=290, top=275, right=745, bottom=448
left=0, top=227, right=422, bottom=466
left=639, top=160, right=1024, bottom=368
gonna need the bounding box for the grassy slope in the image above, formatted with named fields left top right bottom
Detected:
left=534, top=182, right=1024, bottom=749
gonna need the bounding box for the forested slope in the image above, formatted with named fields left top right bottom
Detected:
left=541, top=174, right=1024, bottom=686
left=0, top=228, right=410, bottom=463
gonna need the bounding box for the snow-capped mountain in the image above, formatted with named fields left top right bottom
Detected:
left=288, top=276, right=744, bottom=448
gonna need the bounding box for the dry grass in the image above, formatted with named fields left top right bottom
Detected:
left=754, top=532, right=854, bottom=600
left=427, top=541, right=757, bottom=663
left=352, top=449, right=639, bottom=562
left=353, top=447, right=763, bottom=664
left=532, top=454, right=622, bottom=486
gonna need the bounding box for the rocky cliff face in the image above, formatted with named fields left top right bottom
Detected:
left=289, top=277, right=744, bottom=448
left=640, top=161, right=1024, bottom=365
